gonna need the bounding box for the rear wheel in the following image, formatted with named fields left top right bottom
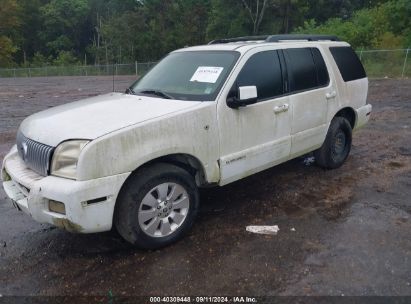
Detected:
left=314, top=117, right=352, bottom=169
left=114, top=163, right=199, bottom=249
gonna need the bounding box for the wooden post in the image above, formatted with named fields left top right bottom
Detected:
left=402, top=49, right=409, bottom=78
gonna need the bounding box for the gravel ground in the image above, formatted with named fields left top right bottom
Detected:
left=0, top=76, right=410, bottom=297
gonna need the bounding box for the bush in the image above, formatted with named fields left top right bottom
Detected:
left=52, top=50, right=80, bottom=66
left=294, top=1, right=408, bottom=49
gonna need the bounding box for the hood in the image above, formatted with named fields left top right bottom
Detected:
left=19, top=93, right=200, bottom=146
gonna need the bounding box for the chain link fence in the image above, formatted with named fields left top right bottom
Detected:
left=356, top=49, right=410, bottom=78
left=0, top=49, right=410, bottom=78
left=0, top=62, right=157, bottom=78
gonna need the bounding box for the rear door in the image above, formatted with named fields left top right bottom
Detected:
left=283, top=47, right=335, bottom=156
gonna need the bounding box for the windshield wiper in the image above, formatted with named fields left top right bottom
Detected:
left=125, top=87, right=136, bottom=95
left=139, top=90, right=174, bottom=99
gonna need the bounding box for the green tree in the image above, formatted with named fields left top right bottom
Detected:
left=0, top=0, right=20, bottom=67
left=39, top=0, right=91, bottom=57
left=13, top=0, right=49, bottom=66
left=206, top=0, right=309, bottom=40
left=206, top=0, right=250, bottom=40
left=30, top=52, right=49, bottom=67
left=384, top=0, right=411, bottom=47
left=95, top=0, right=211, bottom=63
left=0, top=36, right=17, bottom=67
left=53, top=50, right=81, bottom=66
left=2, top=0, right=410, bottom=67
left=294, top=1, right=406, bottom=49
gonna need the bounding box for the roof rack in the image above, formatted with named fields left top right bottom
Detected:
left=208, top=35, right=270, bottom=45
left=208, top=34, right=340, bottom=45
left=266, top=34, right=340, bottom=42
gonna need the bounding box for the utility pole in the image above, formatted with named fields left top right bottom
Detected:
left=105, top=45, right=109, bottom=74
left=119, top=46, right=122, bottom=64
left=96, top=12, right=101, bottom=66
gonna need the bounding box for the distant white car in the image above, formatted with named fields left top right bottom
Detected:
left=2, top=35, right=371, bottom=248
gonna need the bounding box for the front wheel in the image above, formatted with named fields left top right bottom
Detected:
left=314, top=117, right=352, bottom=169
left=114, top=163, right=199, bottom=249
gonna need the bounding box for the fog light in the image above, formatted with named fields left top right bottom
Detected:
left=49, top=200, right=66, bottom=215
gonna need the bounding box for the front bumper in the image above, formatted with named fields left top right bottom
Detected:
left=1, top=148, right=130, bottom=233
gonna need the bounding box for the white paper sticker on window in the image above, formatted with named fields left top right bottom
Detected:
left=190, top=66, right=224, bottom=83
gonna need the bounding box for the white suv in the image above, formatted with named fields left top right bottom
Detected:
left=2, top=35, right=372, bottom=248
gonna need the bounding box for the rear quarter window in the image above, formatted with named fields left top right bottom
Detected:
left=330, top=46, right=366, bottom=82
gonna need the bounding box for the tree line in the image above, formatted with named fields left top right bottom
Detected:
left=0, top=0, right=410, bottom=68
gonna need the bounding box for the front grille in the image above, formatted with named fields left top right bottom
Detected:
left=16, top=132, right=54, bottom=176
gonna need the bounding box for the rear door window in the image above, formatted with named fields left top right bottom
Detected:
left=330, top=46, right=366, bottom=82
left=311, top=48, right=329, bottom=87
left=284, top=48, right=318, bottom=92
left=237, top=50, right=283, bottom=101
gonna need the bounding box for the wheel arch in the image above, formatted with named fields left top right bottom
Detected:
left=137, top=153, right=209, bottom=187
left=334, top=107, right=356, bottom=129
left=117, top=153, right=209, bottom=194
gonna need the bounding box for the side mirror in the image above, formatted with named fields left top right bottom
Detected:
left=227, top=86, right=258, bottom=109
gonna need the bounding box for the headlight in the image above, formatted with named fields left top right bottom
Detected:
left=51, top=140, right=89, bottom=179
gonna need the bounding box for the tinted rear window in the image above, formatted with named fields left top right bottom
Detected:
left=237, top=50, right=283, bottom=100
left=284, top=48, right=317, bottom=92
left=330, top=46, right=366, bottom=82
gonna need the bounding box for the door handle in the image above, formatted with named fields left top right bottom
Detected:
left=326, top=91, right=337, bottom=99
left=274, top=104, right=289, bottom=114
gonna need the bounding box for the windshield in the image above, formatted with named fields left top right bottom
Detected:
left=130, top=51, right=240, bottom=101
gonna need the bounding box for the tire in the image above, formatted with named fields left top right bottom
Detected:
left=314, top=117, right=352, bottom=169
left=114, top=163, right=199, bottom=249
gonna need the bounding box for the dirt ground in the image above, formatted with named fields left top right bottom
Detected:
left=0, top=76, right=410, bottom=297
